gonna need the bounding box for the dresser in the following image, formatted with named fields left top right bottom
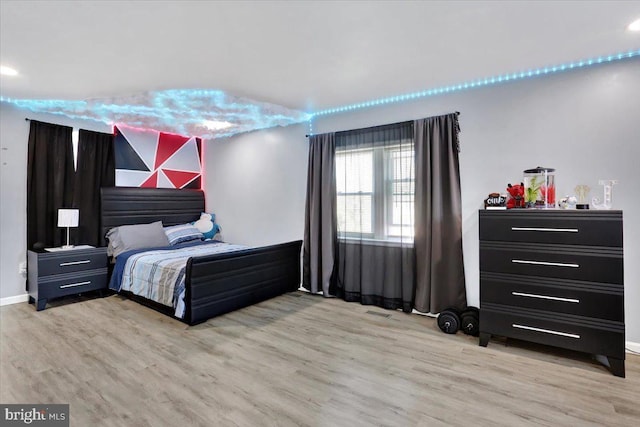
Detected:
left=27, top=247, right=109, bottom=311
left=478, top=210, right=625, bottom=377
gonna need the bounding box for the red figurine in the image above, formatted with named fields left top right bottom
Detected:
left=506, top=183, right=525, bottom=209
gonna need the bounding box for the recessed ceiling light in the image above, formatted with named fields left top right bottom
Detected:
left=0, top=65, right=19, bottom=76
left=628, top=18, right=640, bottom=32
left=202, top=120, right=235, bottom=131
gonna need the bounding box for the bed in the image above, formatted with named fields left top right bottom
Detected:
left=101, top=187, right=302, bottom=325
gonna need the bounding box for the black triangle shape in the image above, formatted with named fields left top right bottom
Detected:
left=196, top=137, right=202, bottom=165
left=183, top=176, right=201, bottom=190
left=114, top=129, right=150, bottom=171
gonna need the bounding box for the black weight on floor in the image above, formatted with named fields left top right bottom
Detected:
left=461, top=307, right=480, bottom=336
left=437, top=307, right=461, bottom=334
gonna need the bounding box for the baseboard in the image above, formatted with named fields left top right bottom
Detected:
left=627, top=341, right=640, bottom=354
left=0, top=294, right=29, bottom=307
left=411, top=309, right=437, bottom=318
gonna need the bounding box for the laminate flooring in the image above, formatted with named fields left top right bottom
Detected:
left=1, top=292, right=639, bottom=427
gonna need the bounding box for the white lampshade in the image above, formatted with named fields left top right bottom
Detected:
left=58, top=209, right=79, bottom=228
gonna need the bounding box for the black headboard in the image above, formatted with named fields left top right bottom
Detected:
left=100, top=187, right=205, bottom=246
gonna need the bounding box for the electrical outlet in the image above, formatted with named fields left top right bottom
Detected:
left=18, top=261, right=27, bottom=277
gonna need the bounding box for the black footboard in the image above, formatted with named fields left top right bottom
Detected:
left=184, top=240, right=302, bottom=325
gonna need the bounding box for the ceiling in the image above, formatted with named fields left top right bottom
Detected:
left=1, top=1, right=638, bottom=126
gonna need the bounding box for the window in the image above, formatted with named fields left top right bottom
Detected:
left=336, top=144, right=415, bottom=241
left=387, top=147, right=415, bottom=238
left=336, top=148, right=373, bottom=235
left=72, top=128, right=79, bottom=170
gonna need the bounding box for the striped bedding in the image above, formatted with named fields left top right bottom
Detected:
left=110, top=241, right=248, bottom=318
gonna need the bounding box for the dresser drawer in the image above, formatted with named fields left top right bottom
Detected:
left=480, top=304, right=625, bottom=359
left=480, top=242, right=623, bottom=284
left=479, top=210, right=622, bottom=247
left=480, top=272, right=623, bottom=321
left=37, top=268, right=108, bottom=299
left=38, top=249, right=108, bottom=276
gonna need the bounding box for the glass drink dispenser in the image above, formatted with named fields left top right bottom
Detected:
left=524, top=166, right=556, bottom=208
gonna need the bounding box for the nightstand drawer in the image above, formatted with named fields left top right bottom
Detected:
left=480, top=304, right=625, bottom=359
left=479, top=210, right=622, bottom=247
left=37, top=268, right=108, bottom=299
left=38, top=250, right=108, bottom=276
left=480, top=272, right=623, bottom=321
left=480, top=241, right=623, bottom=284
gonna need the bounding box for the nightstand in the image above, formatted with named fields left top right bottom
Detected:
left=27, top=246, right=109, bottom=311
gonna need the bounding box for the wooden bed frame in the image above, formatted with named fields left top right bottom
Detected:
left=101, top=187, right=302, bottom=325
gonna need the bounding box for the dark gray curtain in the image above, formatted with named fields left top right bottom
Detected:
left=27, top=120, right=75, bottom=249
left=413, top=113, right=467, bottom=313
left=302, top=133, right=337, bottom=296
left=72, top=129, right=115, bottom=247
left=335, top=122, right=415, bottom=312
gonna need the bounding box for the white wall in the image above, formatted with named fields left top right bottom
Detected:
left=205, top=59, right=640, bottom=343
left=203, top=123, right=309, bottom=247
left=0, top=104, right=111, bottom=300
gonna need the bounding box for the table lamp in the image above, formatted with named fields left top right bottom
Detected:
left=58, top=209, right=79, bottom=249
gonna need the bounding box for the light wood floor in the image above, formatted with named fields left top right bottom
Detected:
left=1, top=292, right=639, bottom=427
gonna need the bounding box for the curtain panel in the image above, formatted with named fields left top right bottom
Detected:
left=302, top=133, right=338, bottom=296
left=413, top=113, right=467, bottom=313
left=334, top=121, right=415, bottom=312
left=73, top=129, right=115, bottom=247
left=26, top=120, right=75, bottom=249
left=303, top=112, right=466, bottom=315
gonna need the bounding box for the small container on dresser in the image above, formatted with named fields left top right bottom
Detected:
left=27, top=246, right=108, bottom=311
left=478, top=210, right=625, bottom=377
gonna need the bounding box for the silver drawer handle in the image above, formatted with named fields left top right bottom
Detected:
left=513, top=324, right=580, bottom=339
left=59, top=281, right=91, bottom=289
left=512, top=291, right=579, bottom=303
left=60, top=260, right=91, bottom=266
left=511, top=227, right=578, bottom=233
left=512, top=259, right=579, bottom=268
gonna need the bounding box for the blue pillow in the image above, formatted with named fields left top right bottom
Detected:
left=192, top=213, right=220, bottom=240
left=164, top=223, right=204, bottom=245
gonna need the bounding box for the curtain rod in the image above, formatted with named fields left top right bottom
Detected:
left=305, top=111, right=460, bottom=137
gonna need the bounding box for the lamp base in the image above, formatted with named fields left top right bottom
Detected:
left=61, top=244, right=74, bottom=250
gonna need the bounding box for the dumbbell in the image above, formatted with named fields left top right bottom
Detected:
left=437, top=307, right=461, bottom=334
left=460, top=307, right=480, bottom=337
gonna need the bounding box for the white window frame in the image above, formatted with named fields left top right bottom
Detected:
left=336, top=143, right=414, bottom=243
left=336, top=147, right=375, bottom=239
left=384, top=146, right=414, bottom=240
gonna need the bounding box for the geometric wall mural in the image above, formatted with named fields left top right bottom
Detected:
left=114, top=125, right=202, bottom=189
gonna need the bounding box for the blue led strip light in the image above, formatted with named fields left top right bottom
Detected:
left=312, top=49, right=640, bottom=117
